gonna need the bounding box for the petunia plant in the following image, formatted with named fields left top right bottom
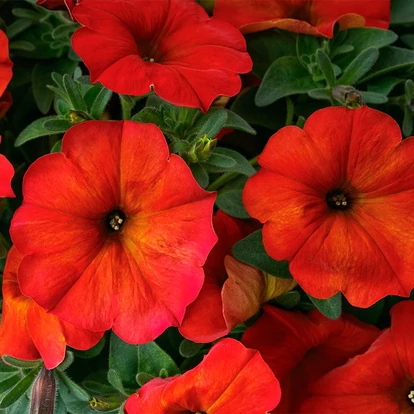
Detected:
left=0, top=0, right=413, bottom=413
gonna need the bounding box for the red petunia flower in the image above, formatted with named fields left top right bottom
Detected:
left=10, top=120, right=217, bottom=344
left=0, top=30, right=14, bottom=198
left=180, top=211, right=295, bottom=343
left=0, top=247, right=104, bottom=370
left=124, top=338, right=281, bottom=414
left=71, top=0, right=252, bottom=112
left=0, top=30, right=12, bottom=97
left=214, top=0, right=390, bottom=37
left=301, top=300, right=414, bottom=413
left=243, top=106, right=414, bottom=307
left=243, top=305, right=380, bottom=413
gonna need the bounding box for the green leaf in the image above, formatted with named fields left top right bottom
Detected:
left=136, top=373, right=155, bottom=387
left=207, top=152, right=236, bottom=169
left=43, top=119, right=72, bottom=132
left=231, top=87, right=287, bottom=131
left=333, top=28, right=397, bottom=69
left=179, top=340, right=204, bottom=359
left=107, top=369, right=127, bottom=396
left=9, top=40, right=35, bottom=52
left=6, top=19, right=33, bottom=40
left=204, top=147, right=256, bottom=176
left=137, top=342, right=179, bottom=379
left=50, top=140, right=62, bottom=153
left=336, top=47, right=379, bottom=85
left=0, top=367, right=40, bottom=409
left=63, top=74, right=87, bottom=112
left=189, top=163, right=209, bottom=188
left=56, top=351, right=74, bottom=372
left=403, top=106, right=413, bottom=137
left=15, top=116, right=69, bottom=146
left=194, top=109, right=228, bottom=140
left=131, top=107, right=163, bottom=125
left=0, top=375, right=20, bottom=395
left=256, top=56, right=319, bottom=106
left=316, top=49, right=335, bottom=87
left=401, top=34, right=414, bottom=49
left=217, top=109, right=256, bottom=135
left=308, top=88, right=331, bottom=101
left=308, top=293, right=342, bottom=320
left=360, top=91, right=388, bottom=104
left=296, top=34, right=320, bottom=64
left=55, top=371, right=89, bottom=402
left=405, top=79, right=414, bottom=105
left=1, top=356, right=40, bottom=369
left=359, top=47, right=414, bottom=83
left=391, top=0, right=414, bottom=24
left=272, top=291, right=301, bottom=310
left=367, top=76, right=403, bottom=96
left=109, top=333, right=138, bottom=389
left=215, top=189, right=250, bottom=219
left=232, top=230, right=292, bottom=279
left=246, top=30, right=297, bottom=78
left=90, top=88, right=113, bottom=120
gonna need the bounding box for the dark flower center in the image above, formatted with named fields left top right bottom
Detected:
left=106, top=209, right=126, bottom=232
left=288, top=2, right=315, bottom=24
left=408, top=390, right=414, bottom=405
left=326, top=189, right=351, bottom=211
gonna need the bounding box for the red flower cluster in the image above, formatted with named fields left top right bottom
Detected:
left=244, top=106, right=414, bottom=307
left=10, top=121, right=217, bottom=344
left=71, top=0, right=252, bottom=112
left=125, top=338, right=281, bottom=414
left=214, top=0, right=390, bottom=37
left=302, top=301, right=414, bottom=413
left=243, top=305, right=380, bottom=412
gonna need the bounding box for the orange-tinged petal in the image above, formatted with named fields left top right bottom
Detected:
left=178, top=277, right=228, bottom=343
left=244, top=171, right=326, bottom=261
left=222, top=256, right=266, bottom=328
left=126, top=338, right=280, bottom=413
left=214, top=0, right=389, bottom=37
left=0, top=247, right=103, bottom=369
left=290, top=212, right=410, bottom=306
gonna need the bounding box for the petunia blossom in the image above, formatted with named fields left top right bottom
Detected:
left=243, top=305, right=380, bottom=413
left=10, top=120, right=217, bottom=344
left=0, top=30, right=12, bottom=97
left=214, top=0, right=390, bottom=37
left=124, top=338, right=281, bottom=414
left=179, top=210, right=296, bottom=343
left=71, top=0, right=252, bottom=112
left=0, top=30, right=14, bottom=198
left=0, top=247, right=104, bottom=370
left=301, top=300, right=414, bottom=413
left=243, top=106, right=414, bottom=307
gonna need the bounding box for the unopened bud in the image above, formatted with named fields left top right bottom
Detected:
left=68, top=110, right=90, bottom=125
left=30, top=367, right=56, bottom=414
left=183, top=135, right=217, bottom=164
left=332, top=85, right=364, bottom=109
